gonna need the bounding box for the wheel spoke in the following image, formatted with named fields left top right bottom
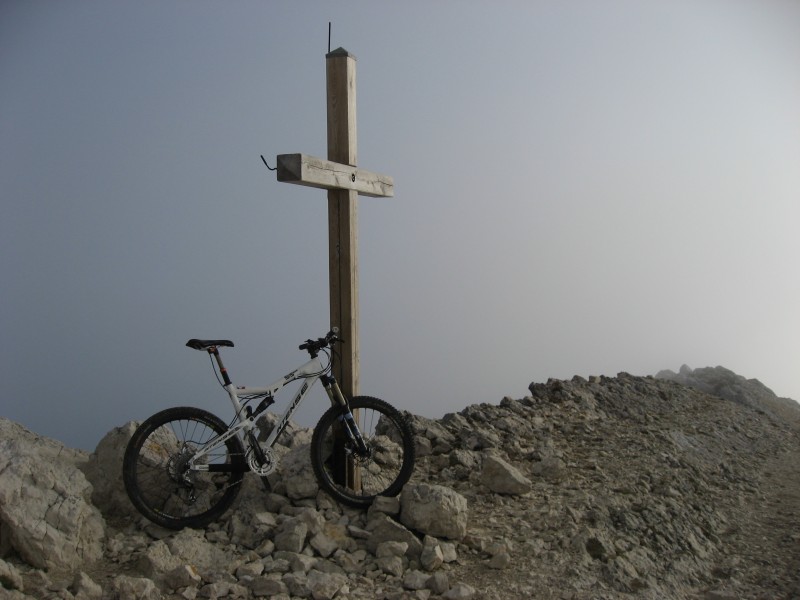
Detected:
left=123, top=408, right=245, bottom=529
left=311, top=397, right=415, bottom=507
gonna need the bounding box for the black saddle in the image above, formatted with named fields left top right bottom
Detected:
left=186, top=339, right=234, bottom=351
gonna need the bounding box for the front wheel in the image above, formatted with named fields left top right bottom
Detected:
left=123, top=406, right=246, bottom=529
left=311, top=396, right=415, bottom=507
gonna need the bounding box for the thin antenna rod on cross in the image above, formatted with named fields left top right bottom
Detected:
left=328, top=22, right=331, bottom=54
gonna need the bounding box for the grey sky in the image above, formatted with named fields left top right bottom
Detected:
left=2, top=1, right=799, bottom=451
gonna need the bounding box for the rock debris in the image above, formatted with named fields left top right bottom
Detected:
left=0, top=365, right=798, bottom=599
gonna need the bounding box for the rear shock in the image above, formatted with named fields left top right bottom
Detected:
left=244, top=406, right=269, bottom=466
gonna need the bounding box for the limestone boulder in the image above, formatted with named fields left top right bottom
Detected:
left=480, top=453, right=532, bottom=495
left=399, top=483, right=468, bottom=541
left=81, top=421, right=139, bottom=520
left=0, top=418, right=105, bottom=570
left=276, top=443, right=319, bottom=500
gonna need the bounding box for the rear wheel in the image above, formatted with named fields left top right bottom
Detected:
left=123, top=406, right=245, bottom=529
left=311, top=396, right=415, bottom=507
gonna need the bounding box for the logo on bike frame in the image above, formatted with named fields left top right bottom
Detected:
left=274, top=380, right=308, bottom=439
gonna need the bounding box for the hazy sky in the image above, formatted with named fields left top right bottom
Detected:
left=3, top=1, right=799, bottom=451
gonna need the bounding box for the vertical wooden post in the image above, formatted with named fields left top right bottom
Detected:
left=277, top=47, right=393, bottom=492
left=326, top=48, right=360, bottom=490
left=326, top=48, right=359, bottom=400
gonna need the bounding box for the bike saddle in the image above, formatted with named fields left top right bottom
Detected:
left=186, top=339, right=235, bottom=350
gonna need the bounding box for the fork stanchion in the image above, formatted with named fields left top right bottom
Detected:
left=347, top=409, right=362, bottom=493
left=325, top=376, right=362, bottom=494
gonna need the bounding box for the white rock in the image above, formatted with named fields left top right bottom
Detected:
left=245, top=574, right=287, bottom=597
left=480, top=454, right=532, bottom=495
left=234, top=561, right=264, bottom=579
left=165, top=565, right=202, bottom=590
left=376, top=555, right=405, bottom=577
left=366, top=514, right=423, bottom=559
left=399, top=483, right=468, bottom=540
left=278, top=443, right=319, bottom=500
left=427, top=571, right=450, bottom=595
left=443, top=582, right=477, bottom=599
left=81, top=422, right=138, bottom=519
left=0, top=558, right=24, bottom=591
left=307, top=569, right=348, bottom=600
left=274, top=518, right=308, bottom=553
left=421, top=536, right=444, bottom=571
left=376, top=540, right=408, bottom=558
left=402, top=569, right=429, bottom=590
left=0, top=418, right=105, bottom=571
left=165, top=528, right=229, bottom=570
left=136, top=540, right=181, bottom=577
left=112, top=575, right=162, bottom=600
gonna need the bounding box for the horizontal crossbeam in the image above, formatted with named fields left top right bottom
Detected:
left=276, top=153, right=393, bottom=198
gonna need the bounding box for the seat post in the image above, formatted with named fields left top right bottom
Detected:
left=208, top=347, right=233, bottom=386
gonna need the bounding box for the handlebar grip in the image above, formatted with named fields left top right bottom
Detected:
left=299, top=330, right=342, bottom=353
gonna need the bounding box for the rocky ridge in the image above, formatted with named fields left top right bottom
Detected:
left=0, top=365, right=799, bottom=599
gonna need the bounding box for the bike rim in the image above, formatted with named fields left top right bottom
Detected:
left=133, top=418, right=242, bottom=522
left=317, top=406, right=409, bottom=500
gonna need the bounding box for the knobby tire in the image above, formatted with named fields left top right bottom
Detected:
left=123, top=406, right=245, bottom=529
left=310, top=396, right=415, bottom=507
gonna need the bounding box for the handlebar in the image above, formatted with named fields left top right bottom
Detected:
left=299, top=328, right=341, bottom=356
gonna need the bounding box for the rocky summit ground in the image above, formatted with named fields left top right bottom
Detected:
left=428, top=368, right=800, bottom=599
left=1, top=365, right=799, bottom=599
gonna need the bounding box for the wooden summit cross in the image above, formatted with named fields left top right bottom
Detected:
left=275, top=47, right=393, bottom=417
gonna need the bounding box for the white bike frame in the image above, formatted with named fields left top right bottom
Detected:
left=188, top=352, right=341, bottom=473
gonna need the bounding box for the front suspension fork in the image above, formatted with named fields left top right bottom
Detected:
left=321, top=375, right=369, bottom=456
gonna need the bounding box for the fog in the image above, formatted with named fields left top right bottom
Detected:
left=2, top=1, right=799, bottom=450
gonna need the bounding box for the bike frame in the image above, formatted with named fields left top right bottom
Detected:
left=188, top=349, right=351, bottom=473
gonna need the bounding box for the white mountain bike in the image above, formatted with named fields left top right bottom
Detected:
left=123, top=329, right=415, bottom=529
